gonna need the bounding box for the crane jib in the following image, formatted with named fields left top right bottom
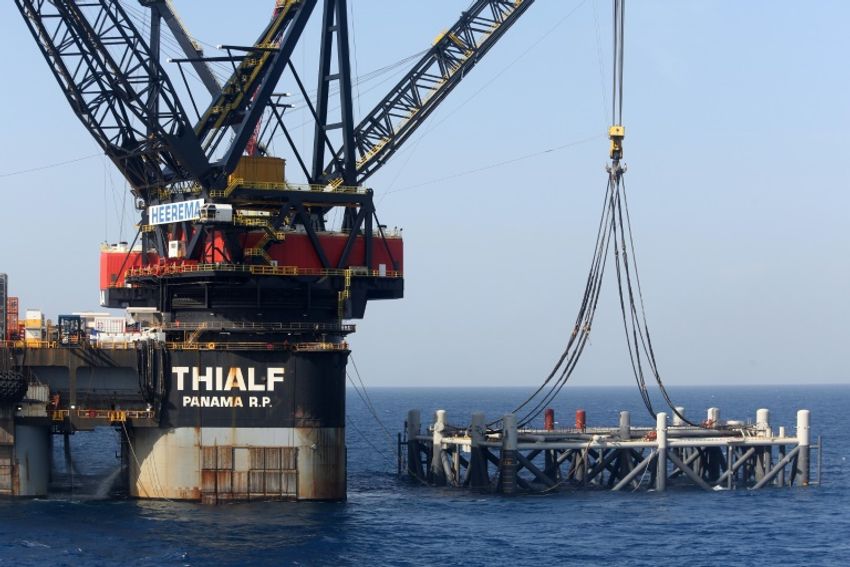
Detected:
left=13, top=0, right=207, bottom=192
left=194, top=0, right=302, bottom=143
left=322, top=0, right=536, bottom=184
left=15, top=0, right=535, bottom=191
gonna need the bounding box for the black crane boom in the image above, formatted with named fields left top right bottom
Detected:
left=320, top=0, right=535, bottom=185
left=142, top=0, right=222, bottom=99
left=14, top=0, right=321, bottom=196
left=14, top=0, right=208, bottom=197
left=16, top=0, right=536, bottom=195
left=194, top=0, right=318, bottom=178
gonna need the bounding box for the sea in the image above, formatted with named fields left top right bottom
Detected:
left=0, top=385, right=847, bottom=566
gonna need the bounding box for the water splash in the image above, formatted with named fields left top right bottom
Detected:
left=93, top=467, right=123, bottom=500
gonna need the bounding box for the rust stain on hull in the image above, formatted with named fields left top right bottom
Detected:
left=130, top=427, right=344, bottom=503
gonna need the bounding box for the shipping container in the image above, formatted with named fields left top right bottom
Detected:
left=25, top=309, right=41, bottom=318
left=168, top=240, right=186, bottom=259
left=5, top=312, right=18, bottom=340
left=199, top=203, right=234, bottom=223
left=93, top=316, right=126, bottom=335
left=58, top=315, right=85, bottom=346
left=24, top=309, right=44, bottom=331
left=95, top=332, right=143, bottom=345
left=229, top=156, right=285, bottom=185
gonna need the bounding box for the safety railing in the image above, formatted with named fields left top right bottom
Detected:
left=210, top=178, right=368, bottom=199
left=284, top=181, right=366, bottom=194
left=50, top=409, right=156, bottom=422
left=2, top=340, right=58, bottom=349
left=233, top=216, right=274, bottom=227
left=164, top=321, right=355, bottom=333
left=92, top=341, right=139, bottom=350
left=1, top=340, right=150, bottom=351
left=166, top=341, right=348, bottom=352
left=292, top=342, right=349, bottom=353
left=123, top=263, right=402, bottom=280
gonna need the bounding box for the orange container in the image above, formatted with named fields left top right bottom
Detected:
left=229, top=156, right=285, bottom=185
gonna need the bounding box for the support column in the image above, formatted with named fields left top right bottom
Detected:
left=726, top=445, right=734, bottom=489
left=619, top=411, right=631, bottom=440
left=0, top=405, right=14, bottom=495
left=616, top=410, right=632, bottom=483
left=655, top=412, right=667, bottom=492
left=406, top=409, right=422, bottom=481
left=544, top=409, right=555, bottom=431
left=796, top=410, right=810, bottom=486
left=671, top=407, right=685, bottom=472
left=704, top=407, right=722, bottom=483
left=430, top=410, right=447, bottom=486
left=499, top=414, right=518, bottom=495
left=468, top=412, right=489, bottom=489
left=756, top=409, right=771, bottom=436
left=756, top=408, right=771, bottom=482
left=543, top=409, right=558, bottom=480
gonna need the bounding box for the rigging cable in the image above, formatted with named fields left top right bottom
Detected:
left=489, top=173, right=617, bottom=429
left=499, top=0, right=700, bottom=429
left=346, top=355, right=398, bottom=466
left=612, top=174, right=698, bottom=426
left=603, top=0, right=698, bottom=426
left=0, top=153, right=100, bottom=179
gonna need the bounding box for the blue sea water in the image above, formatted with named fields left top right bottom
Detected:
left=0, top=385, right=848, bottom=566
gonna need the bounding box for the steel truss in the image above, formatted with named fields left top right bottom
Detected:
left=321, top=0, right=535, bottom=184
left=14, top=0, right=205, bottom=195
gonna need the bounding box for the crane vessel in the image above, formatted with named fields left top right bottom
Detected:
left=0, top=0, right=535, bottom=502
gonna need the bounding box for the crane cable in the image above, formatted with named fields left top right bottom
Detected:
left=485, top=169, right=617, bottom=430
left=493, top=0, right=701, bottom=430
left=606, top=0, right=699, bottom=427
left=612, top=173, right=699, bottom=427
left=492, top=0, right=626, bottom=429
left=612, top=0, right=624, bottom=128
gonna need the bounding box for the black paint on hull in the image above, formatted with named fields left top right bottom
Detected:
left=161, top=349, right=348, bottom=429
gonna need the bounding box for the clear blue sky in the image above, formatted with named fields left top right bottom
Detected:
left=0, top=1, right=847, bottom=387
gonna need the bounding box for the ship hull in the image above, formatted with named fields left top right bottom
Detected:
left=132, top=348, right=348, bottom=502
left=129, top=426, right=345, bottom=502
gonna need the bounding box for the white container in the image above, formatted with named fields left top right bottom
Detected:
left=24, top=310, right=44, bottom=328
left=168, top=240, right=186, bottom=259
left=25, top=384, right=50, bottom=403
left=24, top=328, right=42, bottom=339
left=200, top=203, right=234, bottom=223
left=94, top=316, right=126, bottom=334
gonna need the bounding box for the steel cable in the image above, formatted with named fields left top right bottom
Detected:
left=493, top=174, right=618, bottom=430
left=615, top=175, right=699, bottom=425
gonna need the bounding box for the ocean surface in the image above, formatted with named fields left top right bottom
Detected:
left=0, top=385, right=847, bottom=566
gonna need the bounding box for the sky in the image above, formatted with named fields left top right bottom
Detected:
left=0, top=1, right=847, bottom=389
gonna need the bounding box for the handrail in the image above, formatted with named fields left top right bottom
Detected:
left=121, top=263, right=402, bottom=281
left=210, top=177, right=368, bottom=198
left=2, top=340, right=58, bottom=349
left=93, top=341, right=139, bottom=350
left=164, top=321, right=355, bottom=332
left=50, top=409, right=156, bottom=422
left=166, top=341, right=348, bottom=352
